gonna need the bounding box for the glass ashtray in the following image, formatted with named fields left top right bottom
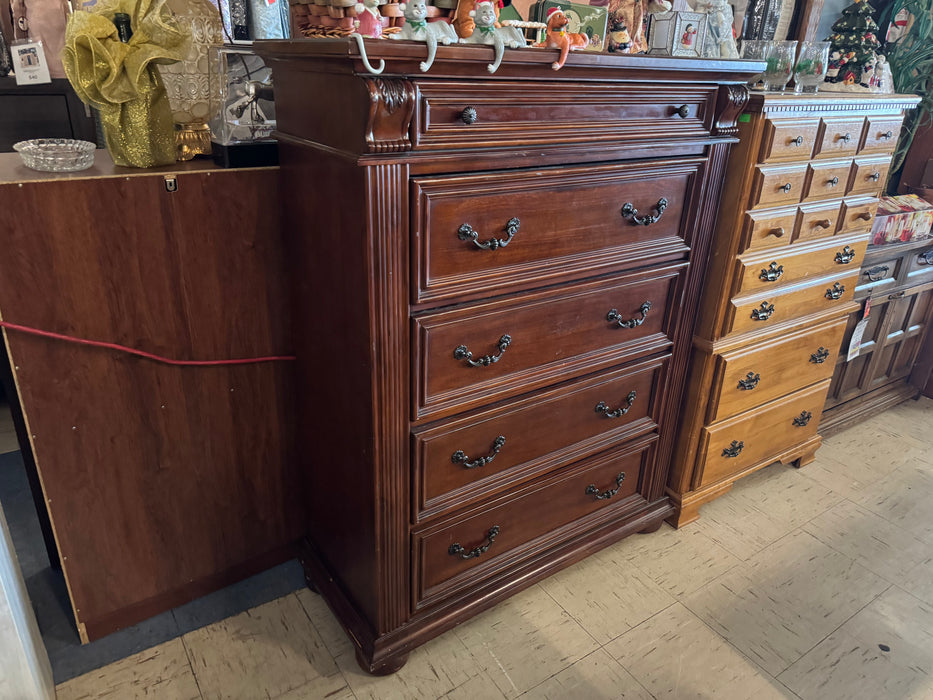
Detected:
left=13, top=138, right=96, bottom=172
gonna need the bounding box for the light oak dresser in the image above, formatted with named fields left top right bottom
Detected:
left=256, top=39, right=759, bottom=673
left=667, top=92, right=920, bottom=527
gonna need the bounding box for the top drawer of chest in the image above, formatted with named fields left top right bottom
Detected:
left=757, top=113, right=903, bottom=165
left=414, top=81, right=718, bottom=150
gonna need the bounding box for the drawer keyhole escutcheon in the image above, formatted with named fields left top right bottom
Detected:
left=458, top=217, right=520, bottom=250
left=737, top=372, right=760, bottom=390
left=607, top=301, right=652, bottom=328
left=452, top=436, right=506, bottom=470
left=780, top=182, right=793, bottom=194
left=793, top=411, right=813, bottom=427
left=585, top=472, right=626, bottom=500
left=454, top=335, right=512, bottom=367
left=838, top=132, right=851, bottom=143
left=674, top=104, right=689, bottom=118
left=825, top=283, right=846, bottom=300
left=759, top=262, right=784, bottom=282
left=448, top=526, right=500, bottom=560
left=459, top=107, right=478, bottom=124
left=621, top=198, right=668, bottom=226
left=835, top=246, right=856, bottom=264
left=810, top=347, right=830, bottom=364
left=827, top=176, right=839, bottom=187
left=722, top=440, right=744, bottom=458
left=595, top=390, right=637, bottom=418
left=790, top=135, right=804, bottom=146
left=864, top=265, right=889, bottom=282
left=751, top=302, right=775, bottom=321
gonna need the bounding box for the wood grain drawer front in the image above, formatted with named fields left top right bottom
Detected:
left=759, top=118, right=820, bottom=163
left=750, top=164, right=808, bottom=208
left=413, top=439, right=654, bottom=609
left=415, top=265, right=684, bottom=420
left=815, top=117, right=864, bottom=159
left=413, top=161, right=697, bottom=304
left=860, top=117, right=903, bottom=154
left=413, top=357, right=667, bottom=520
left=696, top=380, right=831, bottom=488
left=742, top=207, right=797, bottom=252
left=906, top=245, right=933, bottom=285
left=795, top=201, right=843, bottom=243
left=706, top=318, right=846, bottom=423
left=415, top=81, right=715, bottom=150
left=854, top=253, right=902, bottom=300
left=725, top=270, right=860, bottom=336
left=735, top=234, right=868, bottom=295
left=839, top=197, right=879, bottom=233
left=848, top=156, right=892, bottom=196
left=803, top=160, right=852, bottom=202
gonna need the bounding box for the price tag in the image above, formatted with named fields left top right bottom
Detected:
left=846, top=297, right=872, bottom=361
left=12, top=40, right=51, bottom=86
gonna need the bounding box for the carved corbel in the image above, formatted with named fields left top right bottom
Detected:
left=364, top=78, right=416, bottom=153
left=713, top=84, right=750, bottom=137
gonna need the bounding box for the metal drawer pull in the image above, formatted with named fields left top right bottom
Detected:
left=780, top=182, right=793, bottom=193
left=888, top=291, right=906, bottom=300
left=737, top=372, right=760, bottom=390
left=452, top=436, right=506, bottom=470
left=751, top=302, right=775, bottom=321
left=857, top=211, right=874, bottom=221
left=595, top=390, right=637, bottom=418
left=825, top=283, right=846, bottom=300
left=864, top=265, right=889, bottom=282
left=607, top=301, right=652, bottom=328
left=790, top=135, right=804, bottom=146
left=759, top=262, right=784, bottom=282
left=815, top=219, right=833, bottom=229
left=793, top=410, right=813, bottom=427
left=835, top=246, right=856, bottom=264
left=458, top=217, right=520, bottom=251
left=810, top=347, right=830, bottom=364
left=449, top=525, right=500, bottom=560
left=585, top=472, right=626, bottom=500
left=881, top=130, right=894, bottom=139
left=621, top=198, right=668, bottom=226
left=838, top=132, right=851, bottom=143
left=722, top=440, right=744, bottom=458
left=459, top=106, right=478, bottom=124
left=869, top=172, right=881, bottom=182
left=674, top=104, right=689, bottom=118
left=454, top=335, right=512, bottom=367
left=827, top=176, right=839, bottom=187
left=918, top=251, right=933, bottom=265
left=768, top=227, right=786, bottom=238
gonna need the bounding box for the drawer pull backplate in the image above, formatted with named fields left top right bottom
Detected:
left=595, top=390, right=637, bottom=418
left=722, top=440, right=744, bottom=458
left=585, top=472, right=626, bottom=500
left=759, top=262, right=784, bottom=282
left=621, top=198, right=668, bottom=226
left=793, top=411, right=813, bottom=427
left=835, top=246, right=856, bottom=264
left=810, top=347, right=830, bottom=364
left=737, top=372, right=760, bottom=391
left=825, top=283, right=845, bottom=300
left=458, top=217, right=520, bottom=251
left=452, top=436, right=506, bottom=470
left=454, top=334, right=512, bottom=367
left=449, top=525, right=500, bottom=560
left=751, top=302, right=775, bottom=321
left=607, top=301, right=652, bottom=328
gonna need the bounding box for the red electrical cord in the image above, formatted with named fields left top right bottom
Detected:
left=0, top=320, right=296, bottom=366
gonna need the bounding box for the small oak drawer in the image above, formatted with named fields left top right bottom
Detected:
left=848, top=156, right=892, bottom=196
left=839, top=197, right=879, bottom=233
left=795, top=200, right=843, bottom=243
left=803, top=160, right=852, bottom=202
left=750, top=164, right=808, bottom=208
left=413, top=161, right=697, bottom=304
left=705, top=318, right=846, bottom=423
left=860, top=117, right=903, bottom=154
left=696, top=380, right=831, bottom=488
left=734, top=233, right=868, bottom=295
left=414, top=81, right=715, bottom=150
left=412, top=438, right=653, bottom=609
left=759, top=118, right=820, bottom=162
left=741, top=207, right=797, bottom=252
left=724, top=270, right=860, bottom=336
left=414, top=265, right=684, bottom=420
left=815, top=117, right=864, bottom=159
left=413, top=357, right=667, bottom=521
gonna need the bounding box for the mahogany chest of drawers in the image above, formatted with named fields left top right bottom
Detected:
left=667, top=92, right=919, bottom=527
left=256, top=39, right=758, bottom=673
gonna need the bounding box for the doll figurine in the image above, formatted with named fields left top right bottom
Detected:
left=535, top=7, right=589, bottom=70
left=826, top=49, right=843, bottom=82
left=354, top=0, right=387, bottom=38
left=693, top=0, right=738, bottom=58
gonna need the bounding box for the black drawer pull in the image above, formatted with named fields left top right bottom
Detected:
left=881, top=130, right=894, bottom=139
left=460, top=106, right=478, bottom=124
left=751, top=302, right=775, bottom=321
left=595, top=390, right=637, bottom=418
left=869, top=172, right=882, bottom=182
left=825, top=283, right=846, bottom=300
left=452, top=436, right=506, bottom=469
left=585, top=472, right=626, bottom=500
left=722, top=440, right=744, bottom=458
left=607, top=301, right=652, bottom=329
left=674, top=104, right=689, bottom=118
left=793, top=410, right=813, bottom=427
left=810, top=347, right=830, bottom=364
left=835, top=246, right=856, bottom=264
left=458, top=217, right=520, bottom=251
left=737, top=372, right=760, bottom=390
left=780, top=182, right=793, bottom=193
left=864, top=265, right=889, bottom=282
left=621, top=198, right=668, bottom=226
left=918, top=251, right=933, bottom=265
left=759, top=262, right=784, bottom=282
left=827, top=176, right=839, bottom=187
left=790, top=135, right=804, bottom=146
left=454, top=334, right=511, bottom=367
left=838, top=132, right=851, bottom=143
left=449, top=525, right=500, bottom=560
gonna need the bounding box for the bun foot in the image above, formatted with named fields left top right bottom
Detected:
left=639, top=518, right=665, bottom=534
left=355, top=646, right=410, bottom=675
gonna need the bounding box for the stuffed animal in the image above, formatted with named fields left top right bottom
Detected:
left=390, top=0, right=459, bottom=72
left=535, top=7, right=588, bottom=70
left=462, top=1, right=525, bottom=73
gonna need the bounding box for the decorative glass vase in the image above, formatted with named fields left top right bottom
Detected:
left=794, top=40, right=830, bottom=93
left=740, top=39, right=768, bottom=88
left=762, top=40, right=797, bottom=92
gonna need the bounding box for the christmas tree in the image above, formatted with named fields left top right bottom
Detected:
left=825, top=0, right=881, bottom=85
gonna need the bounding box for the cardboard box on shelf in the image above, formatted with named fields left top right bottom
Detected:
left=870, top=194, right=933, bottom=245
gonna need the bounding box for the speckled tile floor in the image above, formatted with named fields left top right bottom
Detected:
left=5, top=397, right=933, bottom=699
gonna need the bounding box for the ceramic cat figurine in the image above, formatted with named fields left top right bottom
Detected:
left=390, top=0, right=460, bottom=72
left=463, top=1, right=525, bottom=73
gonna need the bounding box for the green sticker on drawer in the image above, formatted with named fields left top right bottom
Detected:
left=739, top=114, right=751, bottom=123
